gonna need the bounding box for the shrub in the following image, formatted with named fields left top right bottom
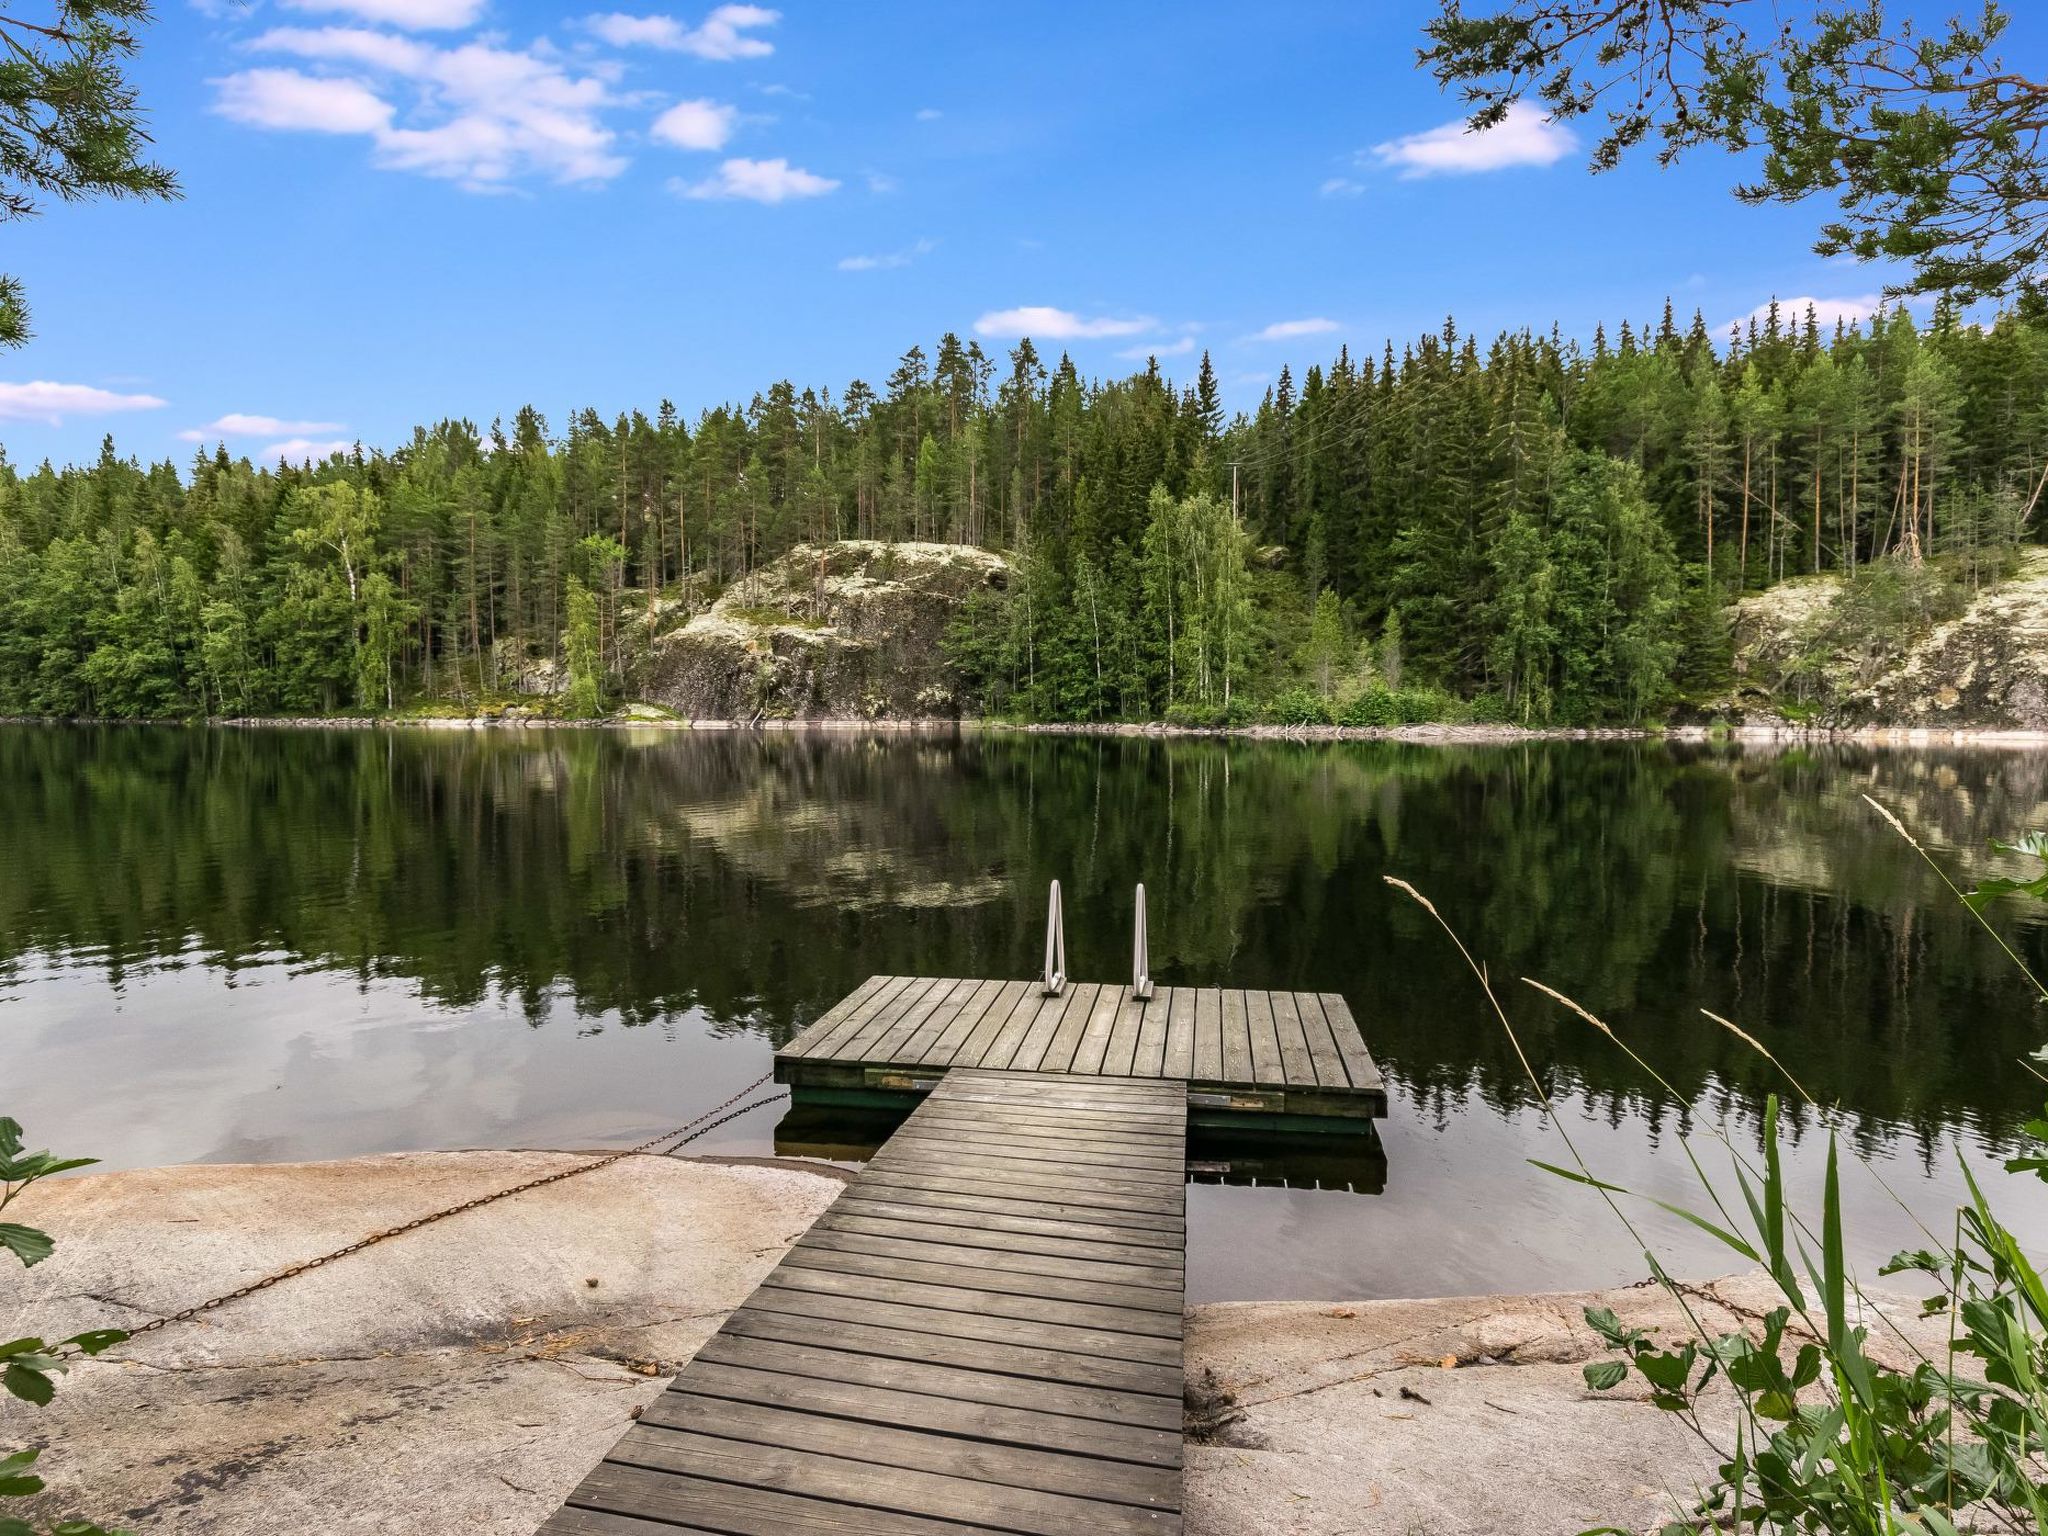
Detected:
left=1261, top=687, right=1333, bottom=726
left=1339, top=687, right=1399, bottom=727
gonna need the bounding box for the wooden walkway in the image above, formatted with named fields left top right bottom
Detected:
left=542, top=1068, right=1189, bottom=1536
left=776, top=975, right=1386, bottom=1125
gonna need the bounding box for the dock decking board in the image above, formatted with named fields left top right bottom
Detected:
left=777, top=976, right=1386, bottom=1122
left=541, top=1069, right=1189, bottom=1536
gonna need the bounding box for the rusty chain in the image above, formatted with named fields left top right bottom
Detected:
left=120, top=1072, right=785, bottom=1340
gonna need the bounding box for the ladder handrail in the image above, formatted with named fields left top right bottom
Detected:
left=1041, top=879, right=1067, bottom=996
left=1133, top=883, right=1154, bottom=1002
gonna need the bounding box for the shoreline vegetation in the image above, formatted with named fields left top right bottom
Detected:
left=6, top=307, right=2046, bottom=736
left=4, top=713, right=2047, bottom=747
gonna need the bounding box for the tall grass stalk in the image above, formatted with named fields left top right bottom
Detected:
left=1385, top=798, right=2048, bottom=1535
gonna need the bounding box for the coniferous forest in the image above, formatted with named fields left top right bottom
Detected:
left=4, top=296, right=2045, bottom=727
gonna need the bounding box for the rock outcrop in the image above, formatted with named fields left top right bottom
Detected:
left=636, top=541, right=1008, bottom=721
left=1726, top=549, right=2048, bottom=729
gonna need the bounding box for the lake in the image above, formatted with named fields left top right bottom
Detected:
left=5, top=723, right=2046, bottom=1303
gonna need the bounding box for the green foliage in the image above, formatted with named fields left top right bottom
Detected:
left=0, top=0, right=177, bottom=344
left=1421, top=1, right=2048, bottom=302
left=562, top=575, right=602, bottom=720
left=2, top=1120, right=130, bottom=1535
left=1465, top=814, right=2048, bottom=1536
left=2, top=301, right=2043, bottom=724
left=1964, top=834, right=2048, bottom=914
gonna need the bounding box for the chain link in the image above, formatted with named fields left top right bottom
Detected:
left=120, top=1073, right=785, bottom=1340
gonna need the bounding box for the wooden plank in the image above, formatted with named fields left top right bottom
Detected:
left=735, top=1287, right=1182, bottom=1375
left=1067, top=985, right=1127, bottom=1076
left=1244, top=988, right=1285, bottom=1085
left=1218, top=988, right=1253, bottom=1084
left=783, top=1240, right=1183, bottom=1313
left=603, top=1427, right=1179, bottom=1536
left=878, top=1127, right=1188, bottom=1175
left=984, top=992, right=1068, bottom=1071
left=1131, top=987, right=1173, bottom=1078
left=1101, top=990, right=1149, bottom=1078
left=1160, top=987, right=1196, bottom=1080
left=929, top=1086, right=1185, bottom=1119
left=869, top=977, right=974, bottom=1066
left=558, top=1463, right=1008, bottom=1535
left=647, top=1368, right=1179, bottom=1482
left=820, top=1212, right=1184, bottom=1272
left=827, top=975, right=941, bottom=1062
left=776, top=973, right=889, bottom=1059
left=920, top=978, right=1028, bottom=1067
left=1267, top=989, right=1316, bottom=1086
left=797, top=1227, right=1182, bottom=1293
left=1276, top=989, right=1344, bottom=1089
left=684, top=1335, right=1179, bottom=1441
left=1022, top=981, right=1100, bottom=1075
left=1317, top=991, right=1385, bottom=1091
left=895, top=1120, right=1187, bottom=1161
left=762, top=1252, right=1183, bottom=1339
left=717, top=1306, right=1184, bottom=1402
left=951, top=983, right=1042, bottom=1071
left=903, top=977, right=1002, bottom=1067
left=830, top=1194, right=1184, bottom=1253
left=867, top=1147, right=1185, bottom=1199
left=905, top=1104, right=1187, bottom=1144
left=782, top=975, right=903, bottom=1059
left=1191, top=988, right=1223, bottom=1081
left=844, top=1171, right=1188, bottom=1228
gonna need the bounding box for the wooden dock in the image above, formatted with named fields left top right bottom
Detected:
left=541, top=1068, right=1189, bottom=1535
left=775, top=975, right=1386, bottom=1128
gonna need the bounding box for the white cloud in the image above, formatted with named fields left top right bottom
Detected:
left=214, top=68, right=395, bottom=134
left=0, top=381, right=167, bottom=425
left=179, top=412, right=345, bottom=442
left=1723, top=294, right=1884, bottom=334
left=914, top=107, right=942, bottom=122
left=837, top=237, right=935, bottom=272
left=674, top=155, right=836, bottom=201
left=864, top=169, right=899, bottom=194
left=1371, top=102, right=1575, bottom=178
left=1247, top=317, right=1341, bottom=342
left=261, top=437, right=355, bottom=462
left=220, top=31, right=626, bottom=187
left=651, top=97, right=736, bottom=150
left=1319, top=176, right=1363, bottom=198
left=1116, top=336, right=1196, bottom=360
left=278, top=0, right=485, bottom=31
left=251, top=25, right=432, bottom=72
left=584, top=4, right=777, bottom=58
left=974, top=306, right=1156, bottom=340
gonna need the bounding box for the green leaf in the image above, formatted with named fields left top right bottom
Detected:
left=1755, top=1387, right=1798, bottom=1419
left=1583, top=1359, right=1629, bottom=1391
left=59, top=1330, right=127, bottom=1357
left=2, top=1362, right=54, bottom=1406
left=0, top=1224, right=54, bottom=1268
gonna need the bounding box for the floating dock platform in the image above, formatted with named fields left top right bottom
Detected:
left=774, top=975, right=1386, bottom=1130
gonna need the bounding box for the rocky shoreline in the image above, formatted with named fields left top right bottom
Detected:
left=7, top=713, right=2047, bottom=748
left=4, top=1151, right=1942, bottom=1536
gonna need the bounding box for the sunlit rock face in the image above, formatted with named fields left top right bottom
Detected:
left=1727, top=548, right=2048, bottom=729
left=637, top=541, right=1009, bottom=721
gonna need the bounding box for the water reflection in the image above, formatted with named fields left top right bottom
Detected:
left=4, top=724, right=2046, bottom=1301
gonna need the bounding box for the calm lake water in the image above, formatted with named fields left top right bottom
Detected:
left=5, top=723, right=2047, bottom=1303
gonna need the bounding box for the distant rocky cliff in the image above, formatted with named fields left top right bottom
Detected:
left=636, top=541, right=1008, bottom=721
left=1726, top=549, right=2048, bottom=730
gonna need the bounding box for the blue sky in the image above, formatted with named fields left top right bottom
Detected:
left=4, top=0, right=2026, bottom=468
